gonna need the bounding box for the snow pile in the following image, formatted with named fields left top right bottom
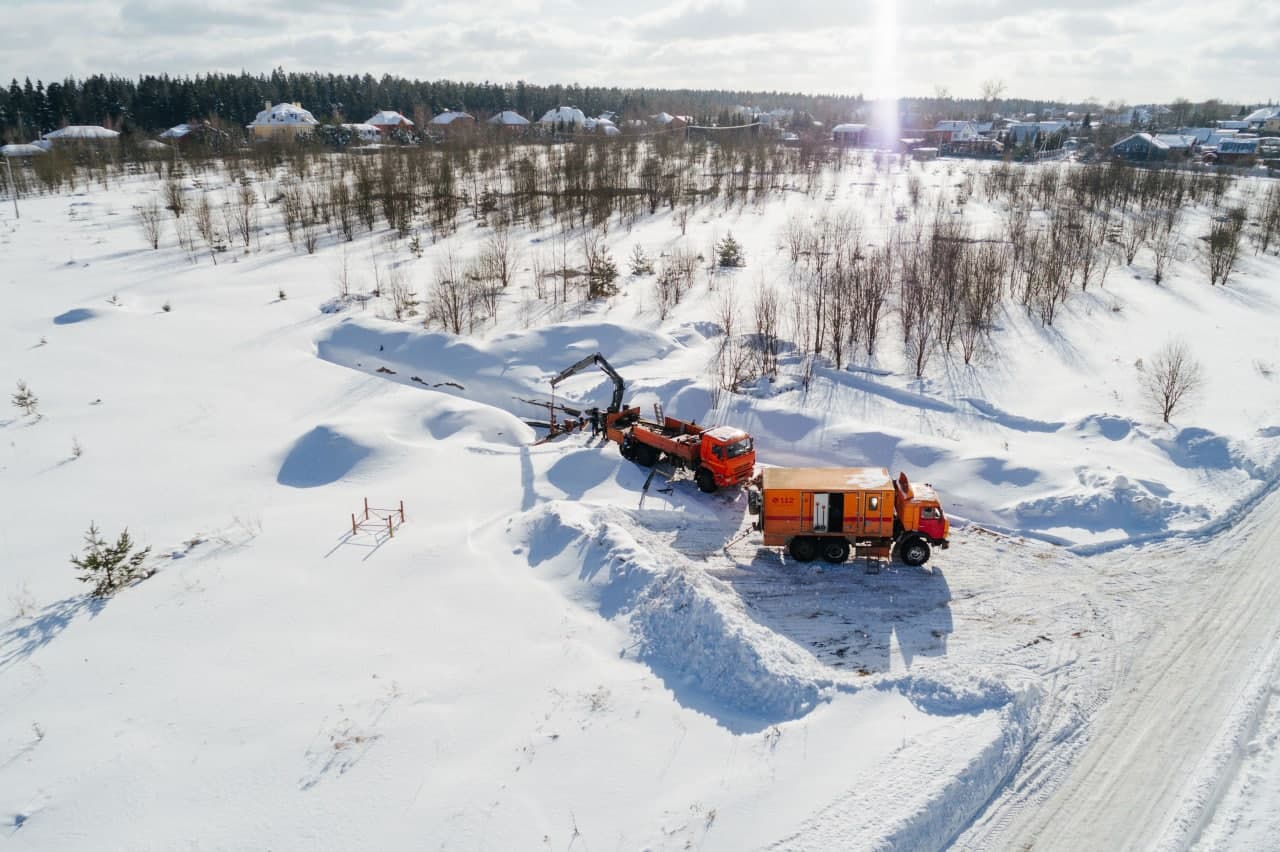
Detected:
left=1015, top=472, right=1210, bottom=534
left=514, top=502, right=834, bottom=728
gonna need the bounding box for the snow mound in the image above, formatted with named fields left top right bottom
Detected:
left=1155, top=426, right=1251, bottom=473
left=316, top=317, right=682, bottom=412
left=277, top=425, right=374, bottom=488
left=1073, top=413, right=1136, bottom=441
left=1015, top=473, right=1209, bottom=534
left=422, top=398, right=532, bottom=446
left=53, top=307, right=99, bottom=325
left=512, top=502, right=835, bottom=730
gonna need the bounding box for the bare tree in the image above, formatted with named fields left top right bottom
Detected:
left=480, top=225, right=519, bottom=290
left=427, top=252, right=469, bottom=334
left=164, top=176, right=185, bottom=218
left=1120, top=214, right=1148, bottom=265
left=752, top=279, right=781, bottom=377
left=384, top=266, right=418, bottom=321
left=137, top=197, right=162, bottom=249
left=1205, top=207, right=1246, bottom=286
left=1149, top=210, right=1181, bottom=286
left=1144, top=339, right=1203, bottom=423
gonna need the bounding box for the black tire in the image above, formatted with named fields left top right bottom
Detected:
left=899, top=536, right=931, bottom=567
left=821, top=539, right=851, bottom=564
left=695, top=467, right=717, bottom=493
left=788, top=537, right=818, bottom=563
left=636, top=444, right=659, bottom=467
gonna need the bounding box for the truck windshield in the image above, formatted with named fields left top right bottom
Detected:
left=725, top=438, right=753, bottom=458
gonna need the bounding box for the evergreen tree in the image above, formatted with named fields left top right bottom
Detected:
left=70, top=523, right=152, bottom=598
left=717, top=232, right=745, bottom=268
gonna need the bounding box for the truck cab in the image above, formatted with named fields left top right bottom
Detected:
left=699, top=426, right=756, bottom=488
left=894, top=472, right=949, bottom=547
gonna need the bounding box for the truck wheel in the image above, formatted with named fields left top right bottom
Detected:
left=821, top=539, right=851, bottom=564
left=637, top=444, right=659, bottom=467
left=695, top=467, right=718, bottom=493
left=619, top=437, right=636, bottom=460
left=899, top=536, right=931, bottom=567
left=788, top=537, right=818, bottom=563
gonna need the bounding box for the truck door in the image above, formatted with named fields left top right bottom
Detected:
left=840, top=492, right=856, bottom=535
left=812, top=493, right=829, bottom=532
left=828, top=493, right=844, bottom=533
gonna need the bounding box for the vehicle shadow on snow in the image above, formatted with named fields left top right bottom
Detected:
left=724, top=556, right=954, bottom=675
left=0, top=595, right=106, bottom=672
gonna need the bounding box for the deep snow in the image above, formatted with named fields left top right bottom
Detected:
left=2, top=154, right=1279, bottom=850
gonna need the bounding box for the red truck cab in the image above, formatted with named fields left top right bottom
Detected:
left=699, top=426, right=756, bottom=489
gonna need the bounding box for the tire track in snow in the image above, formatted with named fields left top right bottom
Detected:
left=966, top=487, right=1280, bottom=851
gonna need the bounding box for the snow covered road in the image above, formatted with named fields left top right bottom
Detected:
left=963, top=486, right=1280, bottom=851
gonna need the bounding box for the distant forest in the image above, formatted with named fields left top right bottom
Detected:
left=0, top=68, right=1083, bottom=140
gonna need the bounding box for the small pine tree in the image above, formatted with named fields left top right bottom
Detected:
left=588, top=248, right=620, bottom=298
left=628, top=244, right=654, bottom=276
left=71, top=523, right=152, bottom=598
left=716, top=232, right=745, bottom=268
left=12, top=380, right=38, bottom=415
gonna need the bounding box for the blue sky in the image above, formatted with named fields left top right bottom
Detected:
left=1, top=0, right=1276, bottom=104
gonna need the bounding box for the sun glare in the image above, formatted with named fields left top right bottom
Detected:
left=871, top=0, right=900, bottom=148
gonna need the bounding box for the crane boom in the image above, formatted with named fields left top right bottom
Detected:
left=550, top=352, right=626, bottom=413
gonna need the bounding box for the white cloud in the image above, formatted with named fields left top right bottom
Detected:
left=0, top=0, right=1275, bottom=103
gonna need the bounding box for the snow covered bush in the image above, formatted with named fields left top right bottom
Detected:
left=70, top=523, right=152, bottom=598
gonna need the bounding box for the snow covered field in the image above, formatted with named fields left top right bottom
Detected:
left=2, top=152, right=1279, bottom=850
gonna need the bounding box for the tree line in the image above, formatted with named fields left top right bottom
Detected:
left=0, top=69, right=869, bottom=141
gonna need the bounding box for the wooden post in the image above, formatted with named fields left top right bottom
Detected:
left=399, top=500, right=405, bottom=522
left=352, top=513, right=358, bottom=537
left=364, top=497, right=370, bottom=521
left=387, top=515, right=394, bottom=538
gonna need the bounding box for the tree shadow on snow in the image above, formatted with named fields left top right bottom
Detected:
left=0, top=595, right=106, bottom=672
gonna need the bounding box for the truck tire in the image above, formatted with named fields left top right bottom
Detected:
left=619, top=437, right=636, bottom=460
left=898, top=536, right=931, bottom=567
left=821, top=539, right=851, bottom=564
left=695, top=467, right=718, bottom=493
left=788, top=537, right=818, bottom=563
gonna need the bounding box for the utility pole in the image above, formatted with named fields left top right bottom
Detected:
left=3, top=154, right=17, bottom=219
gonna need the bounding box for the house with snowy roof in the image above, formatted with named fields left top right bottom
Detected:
left=1214, top=137, right=1260, bottom=165
left=341, top=123, right=382, bottom=143
left=1111, top=132, right=1193, bottom=162
left=650, top=112, right=692, bottom=129
left=487, top=110, right=530, bottom=134
left=1243, top=106, right=1280, bottom=131
left=430, top=111, right=474, bottom=127
left=832, top=123, right=867, bottom=146
left=933, top=121, right=978, bottom=143
left=43, top=125, right=120, bottom=144
left=247, top=102, right=318, bottom=140
left=1153, top=134, right=1196, bottom=159
left=158, top=122, right=230, bottom=147
left=539, top=106, right=587, bottom=129
left=1, top=143, right=47, bottom=157
left=366, top=110, right=414, bottom=135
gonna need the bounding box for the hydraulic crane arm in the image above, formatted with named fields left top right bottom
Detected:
left=550, top=352, right=626, bottom=413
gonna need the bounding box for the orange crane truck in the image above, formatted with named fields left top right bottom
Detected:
left=747, top=467, right=949, bottom=565
left=614, top=413, right=756, bottom=493
left=547, top=352, right=756, bottom=493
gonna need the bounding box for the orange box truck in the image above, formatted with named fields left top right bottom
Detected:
left=747, top=467, right=949, bottom=565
